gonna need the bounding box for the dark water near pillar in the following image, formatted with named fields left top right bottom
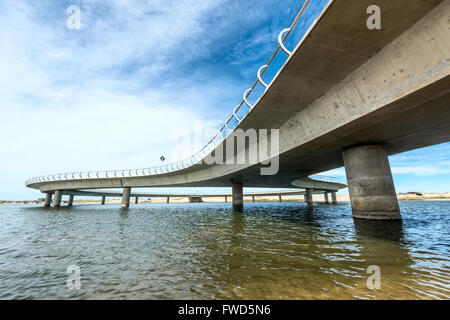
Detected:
left=0, top=201, right=448, bottom=299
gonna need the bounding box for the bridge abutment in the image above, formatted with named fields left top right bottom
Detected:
left=44, top=193, right=52, bottom=207
left=52, top=191, right=62, bottom=208
left=121, top=187, right=131, bottom=208
left=343, top=145, right=401, bottom=220
left=232, top=183, right=243, bottom=212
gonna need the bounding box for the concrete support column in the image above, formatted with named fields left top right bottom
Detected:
left=135, top=196, right=139, bottom=204
left=252, top=196, right=255, bottom=203
left=68, top=195, right=74, bottom=207
left=44, top=193, right=52, bottom=207
left=52, top=191, right=62, bottom=208
left=121, top=187, right=131, bottom=208
left=305, top=189, right=313, bottom=207
left=324, top=193, right=329, bottom=204
left=343, top=145, right=401, bottom=220
left=232, top=183, right=243, bottom=212
left=279, top=195, right=282, bottom=202
left=166, top=197, right=170, bottom=203
left=101, top=196, right=106, bottom=205
left=331, top=192, right=337, bottom=204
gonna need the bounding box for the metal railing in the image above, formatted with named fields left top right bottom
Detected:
left=310, top=175, right=346, bottom=184
left=26, top=0, right=336, bottom=187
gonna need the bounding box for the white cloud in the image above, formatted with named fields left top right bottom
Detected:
left=0, top=0, right=233, bottom=199
left=391, top=164, right=450, bottom=176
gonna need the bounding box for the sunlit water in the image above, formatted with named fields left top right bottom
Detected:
left=0, top=201, right=448, bottom=299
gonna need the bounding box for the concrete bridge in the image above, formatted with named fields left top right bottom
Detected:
left=26, top=0, right=450, bottom=220
left=43, top=187, right=340, bottom=208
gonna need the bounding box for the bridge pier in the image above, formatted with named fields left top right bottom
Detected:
left=101, top=196, right=105, bottom=205
left=121, top=187, right=131, bottom=208
left=68, top=195, right=74, bottom=207
left=189, top=196, right=203, bottom=203
left=331, top=192, right=337, bottom=204
left=167, top=197, right=170, bottom=203
left=135, top=196, right=139, bottom=204
left=225, top=196, right=228, bottom=203
left=343, top=145, right=401, bottom=220
left=279, top=195, right=282, bottom=202
left=324, top=192, right=329, bottom=204
left=304, top=189, right=313, bottom=207
left=44, top=193, right=52, bottom=207
left=252, top=196, right=255, bottom=202
left=232, top=183, right=243, bottom=212
left=52, top=190, right=62, bottom=208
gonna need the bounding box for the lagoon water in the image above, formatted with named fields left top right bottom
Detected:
left=0, top=201, right=448, bottom=299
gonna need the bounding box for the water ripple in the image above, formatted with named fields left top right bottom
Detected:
left=0, top=201, right=448, bottom=299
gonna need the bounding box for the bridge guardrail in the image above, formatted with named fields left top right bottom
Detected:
left=309, top=175, right=346, bottom=184
left=26, top=0, right=338, bottom=187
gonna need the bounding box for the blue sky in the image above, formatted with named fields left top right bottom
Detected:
left=0, top=0, right=449, bottom=200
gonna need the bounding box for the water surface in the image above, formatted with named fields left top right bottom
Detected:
left=0, top=201, right=448, bottom=299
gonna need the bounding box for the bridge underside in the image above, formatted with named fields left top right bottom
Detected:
left=44, top=188, right=338, bottom=209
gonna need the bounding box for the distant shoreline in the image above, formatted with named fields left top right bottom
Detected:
left=2, top=192, right=449, bottom=204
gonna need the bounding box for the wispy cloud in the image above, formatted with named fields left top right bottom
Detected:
left=0, top=0, right=301, bottom=199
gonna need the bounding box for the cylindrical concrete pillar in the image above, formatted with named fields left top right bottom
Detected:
left=225, top=196, right=228, bottom=203
left=232, top=183, right=243, bottom=212
left=279, top=195, right=282, bottom=202
left=101, top=196, right=106, bottom=205
left=331, top=192, right=337, bottom=204
left=135, top=196, right=139, bottom=204
left=324, top=192, right=329, bottom=204
left=52, top=190, right=62, bottom=208
left=166, top=197, right=170, bottom=203
left=44, top=193, right=52, bottom=207
left=343, top=145, right=401, bottom=220
left=252, top=196, right=255, bottom=202
left=68, top=195, right=74, bottom=207
left=121, top=187, right=131, bottom=208
left=305, top=189, right=313, bottom=207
